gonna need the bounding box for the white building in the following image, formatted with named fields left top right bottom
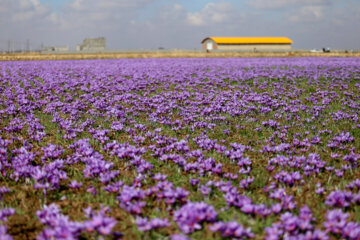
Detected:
left=77, top=38, right=106, bottom=52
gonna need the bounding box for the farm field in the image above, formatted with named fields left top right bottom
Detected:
left=0, top=57, right=360, bottom=240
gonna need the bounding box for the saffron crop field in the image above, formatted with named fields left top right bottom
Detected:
left=0, top=57, right=360, bottom=240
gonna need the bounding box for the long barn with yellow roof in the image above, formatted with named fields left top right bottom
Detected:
left=201, top=37, right=293, bottom=52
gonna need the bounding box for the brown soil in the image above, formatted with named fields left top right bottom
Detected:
left=0, top=51, right=359, bottom=61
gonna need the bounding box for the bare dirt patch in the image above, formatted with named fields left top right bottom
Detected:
left=1, top=51, right=359, bottom=61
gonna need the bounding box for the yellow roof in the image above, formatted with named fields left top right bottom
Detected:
left=201, top=37, right=293, bottom=44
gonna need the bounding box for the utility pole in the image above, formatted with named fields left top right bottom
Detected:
left=9, top=40, right=14, bottom=53
left=26, top=39, right=30, bottom=52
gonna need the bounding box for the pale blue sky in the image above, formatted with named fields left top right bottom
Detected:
left=39, top=0, right=69, bottom=10
left=40, top=0, right=222, bottom=13
left=1, top=0, right=359, bottom=50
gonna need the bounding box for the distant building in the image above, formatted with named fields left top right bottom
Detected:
left=201, top=37, right=293, bottom=52
left=42, top=46, right=69, bottom=52
left=77, top=37, right=106, bottom=51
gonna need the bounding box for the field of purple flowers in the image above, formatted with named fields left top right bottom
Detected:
left=0, top=57, right=360, bottom=240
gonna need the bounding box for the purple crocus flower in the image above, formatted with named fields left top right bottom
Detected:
left=68, top=180, right=82, bottom=189
left=325, top=190, right=354, bottom=208
left=171, top=234, right=190, bottom=240
left=323, top=209, right=349, bottom=234
left=209, top=221, right=254, bottom=239
left=135, top=217, right=170, bottom=231
left=0, top=225, right=13, bottom=240
left=173, top=202, right=217, bottom=233
left=0, top=208, right=15, bottom=222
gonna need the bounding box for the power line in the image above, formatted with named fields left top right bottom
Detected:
left=0, top=39, right=43, bottom=53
